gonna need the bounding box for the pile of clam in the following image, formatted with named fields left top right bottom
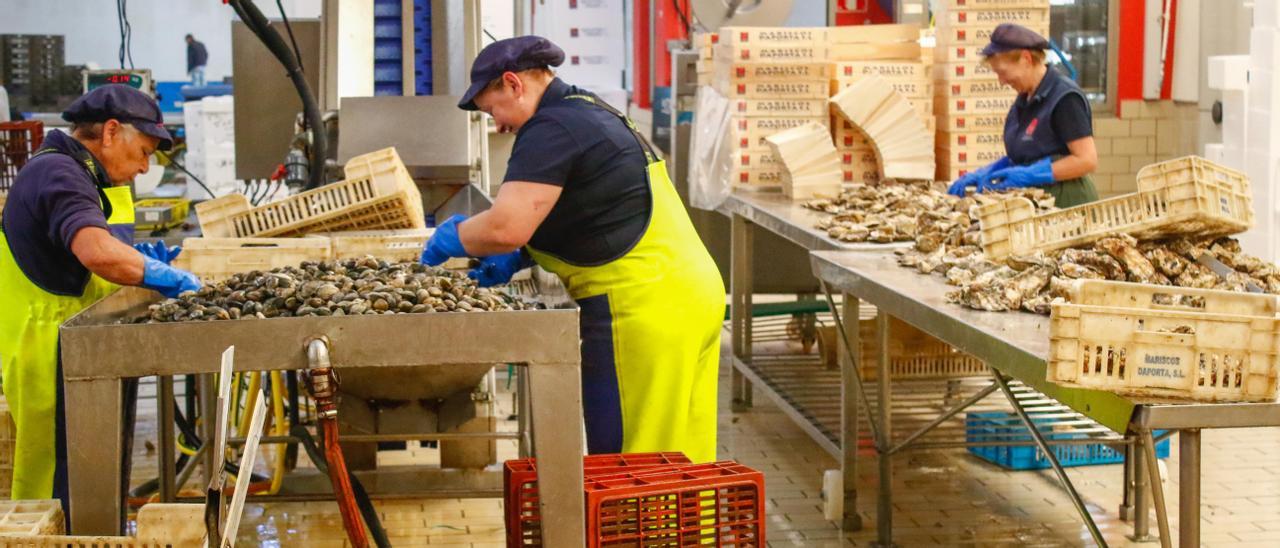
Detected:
left=136, top=256, right=528, bottom=323
left=897, top=234, right=1279, bottom=315
left=804, top=182, right=1055, bottom=244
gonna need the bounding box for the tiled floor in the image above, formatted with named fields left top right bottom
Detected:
left=121, top=333, right=1280, bottom=547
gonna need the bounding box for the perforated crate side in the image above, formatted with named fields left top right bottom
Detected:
left=584, top=462, right=764, bottom=547
left=965, top=412, right=1171, bottom=470
left=504, top=452, right=692, bottom=547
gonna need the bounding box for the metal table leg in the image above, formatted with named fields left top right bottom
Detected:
left=66, top=378, right=126, bottom=535
left=1141, top=430, right=1173, bottom=548
left=990, top=368, right=1108, bottom=547
left=874, top=311, right=894, bottom=547
left=730, top=213, right=754, bottom=412
left=1180, top=429, right=1202, bottom=548
left=525, top=361, right=585, bottom=547
left=158, top=375, right=177, bottom=502
left=200, top=373, right=219, bottom=492
left=1128, top=436, right=1156, bottom=542
left=840, top=295, right=862, bottom=531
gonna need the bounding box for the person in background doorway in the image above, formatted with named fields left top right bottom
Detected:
left=947, top=23, right=1099, bottom=207
left=186, top=34, right=208, bottom=87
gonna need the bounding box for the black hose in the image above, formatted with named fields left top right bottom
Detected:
left=291, top=425, right=391, bottom=548
left=229, top=0, right=327, bottom=189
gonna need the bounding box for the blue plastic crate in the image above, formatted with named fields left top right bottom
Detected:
left=965, top=411, right=1172, bottom=470
left=413, top=0, right=432, bottom=95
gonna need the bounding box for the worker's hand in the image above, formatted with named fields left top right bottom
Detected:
left=985, top=157, right=1055, bottom=191
left=946, top=156, right=1011, bottom=196
left=420, top=215, right=469, bottom=267
left=133, top=240, right=182, bottom=265
left=140, top=256, right=202, bottom=298
left=468, top=251, right=533, bottom=287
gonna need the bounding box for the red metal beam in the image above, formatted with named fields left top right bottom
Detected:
left=1116, top=0, right=1147, bottom=115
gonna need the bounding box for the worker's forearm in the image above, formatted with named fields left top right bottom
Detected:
left=70, top=227, right=145, bottom=285
left=1051, top=155, right=1094, bottom=181
left=457, top=211, right=527, bottom=256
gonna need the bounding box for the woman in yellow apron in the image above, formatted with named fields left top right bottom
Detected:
left=0, top=85, right=200, bottom=504
left=421, top=37, right=724, bottom=463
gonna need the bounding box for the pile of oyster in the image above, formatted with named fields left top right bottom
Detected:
left=804, top=183, right=1056, bottom=244
left=898, top=234, right=1277, bottom=314
left=135, top=256, right=528, bottom=323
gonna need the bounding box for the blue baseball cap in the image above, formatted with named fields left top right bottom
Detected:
left=62, top=84, right=173, bottom=151
left=458, top=36, right=565, bottom=111
left=980, top=23, right=1051, bottom=57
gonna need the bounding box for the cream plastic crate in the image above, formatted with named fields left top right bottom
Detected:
left=0, top=501, right=63, bottom=536
left=172, top=237, right=332, bottom=282
left=314, top=228, right=432, bottom=262
left=196, top=147, right=426, bottom=238
left=980, top=156, right=1253, bottom=260
left=817, top=317, right=987, bottom=379
left=1048, top=280, right=1280, bottom=402
left=0, top=503, right=203, bottom=547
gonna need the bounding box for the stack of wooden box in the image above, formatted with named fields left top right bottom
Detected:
left=713, top=27, right=833, bottom=191
left=831, top=59, right=934, bottom=184
left=831, top=76, right=935, bottom=180
left=933, top=0, right=1050, bottom=182
left=764, top=122, right=843, bottom=199
left=696, top=33, right=716, bottom=87
left=828, top=24, right=931, bottom=184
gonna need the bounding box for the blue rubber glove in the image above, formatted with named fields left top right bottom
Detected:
left=419, top=214, right=469, bottom=267
left=984, top=157, right=1055, bottom=191
left=133, top=240, right=182, bottom=265
left=946, top=156, right=1011, bottom=196
left=467, top=251, right=534, bottom=287
left=141, top=256, right=203, bottom=298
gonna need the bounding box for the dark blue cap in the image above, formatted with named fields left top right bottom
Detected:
left=62, top=84, right=173, bottom=151
left=980, top=23, right=1051, bottom=57
left=458, top=36, right=565, bottom=111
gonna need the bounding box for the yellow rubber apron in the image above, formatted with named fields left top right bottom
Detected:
left=0, top=152, right=133, bottom=499
left=526, top=95, right=725, bottom=463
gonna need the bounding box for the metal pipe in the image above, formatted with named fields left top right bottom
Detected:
left=875, top=311, right=893, bottom=548
left=820, top=281, right=883, bottom=443
left=175, top=443, right=208, bottom=494
left=991, top=367, right=1108, bottom=547
left=158, top=375, right=177, bottom=502
left=887, top=382, right=998, bottom=455
left=1179, top=429, right=1201, bottom=548
left=225, top=432, right=521, bottom=446
left=1142, top=430, right=1173, bottom=548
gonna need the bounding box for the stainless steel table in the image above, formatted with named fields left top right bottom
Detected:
left=812, top=249, right=1280, bottom=548
left=60, top=287, right=586, bottom=546
left=709, top=190, right=911, bottom=532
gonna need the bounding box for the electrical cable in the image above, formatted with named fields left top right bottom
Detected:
left=672, top=0, right=692, bottom=39
left=276, top=0, right=306, bottom=74
left=229, top=0, right=327, bottom=190
left=156, top=149, right=217, bottom=200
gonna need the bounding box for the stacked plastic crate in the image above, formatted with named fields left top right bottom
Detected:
left=712, top=28, right=833, bottom=192
left=933, top=0, right=1050, bottom=182
left=828, top=24, right=933, bottom=184
left=504, top=452, right=765, bottom=546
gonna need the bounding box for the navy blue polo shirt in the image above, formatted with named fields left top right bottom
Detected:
left=504, top=78, right=651, bottom=266
left=1005, top=67, right=1093, bottom=165
left=1, top=130, right=112, bottom=296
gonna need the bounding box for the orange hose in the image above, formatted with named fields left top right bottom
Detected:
left=323, top=419, right=369, bottom=548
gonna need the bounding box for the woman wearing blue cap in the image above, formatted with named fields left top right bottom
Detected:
left=948, top=23, right=1100, bottom=207
left=0, top=84, right=201, bottom=504
left=419, top=36, right=724, bottom=463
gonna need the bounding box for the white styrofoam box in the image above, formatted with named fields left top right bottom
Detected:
left=1221, top=88, right=1248, bottom=160
left=1257, top=0, right=1280, bottom=29
left=1204, top=143, right=1225, bottom=163
left=1240, top=149, right=1280, bottom=262
left=1251, top=27, right=1280, bottom=69
left=1208, top=55, right=1251, bottom=91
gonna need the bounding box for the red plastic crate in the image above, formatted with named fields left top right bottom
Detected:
left=585, top=462, right=765, bottom=546
left=505, top=452, right=692, bottom=547
left=0, top=121, right=44, bottom=195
